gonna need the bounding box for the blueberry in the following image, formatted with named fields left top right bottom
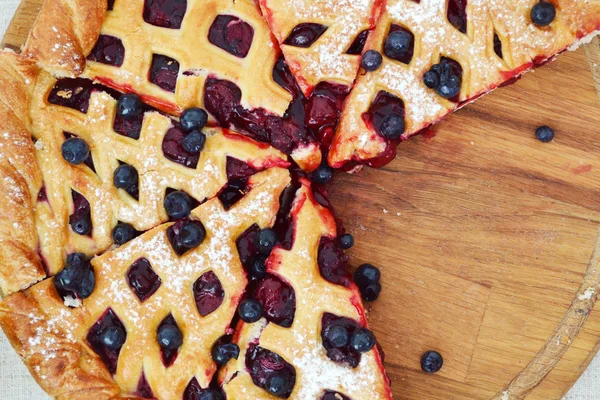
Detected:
left=421, top=350, right=443, bottom=373
left=312, top=163, right=334, bottom=184
left=531, top=1, right=556, bottom=27
left=164, top=191, right=193, bottom=219
left=157, top=325, right=183, bottom=350
left=437, top=74, right=461, bottom=99
left=249, top=256, right=268, bottom=279
left=379, top=114, right=405, bottom=140
left=70, top=215, right=92, bottom=236
left=54, top=254, right=95, bottom=300
left=238, top=299, right=263, bottom=323
left=182, top=130, right=207, bottom=154
left=423, top=70, right=440, bottom=89
left=179, top=221, right=206, bottom=249
left=349, top=327, right=376, bottom=353
left=100, top=325, right=126, bottom=350
left=265, top=374, right=290, bottom=397
left=258, top=228, right=278, bottom=254
left=211, top=342, right=240, bottom=366
left=112, top=222, right=136, bottom=245
left=354, top=263, right=381, bottom=287
left=61, top=137, right=90, bottom=165
left=535, top=125, right=555, bottom=143
left=180, top=107, right=208, bottom=132
left=384, top=30, right=413, bottom=61
left=117, top=93, right=143, bottom=119
left=361, top=50, right=383, bottom=72
left=325, top=325, right=349, bottom=348
left=66, top=252, right=87, bottom=268
left=338, top=233, right=354, bottom=249
left=113, top=164, right=138, bottom=190
left=198, top=390, right=223, bottom=400
left=361, top=281, right=382, bottom=302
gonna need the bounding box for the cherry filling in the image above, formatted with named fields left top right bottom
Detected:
left=143, top=0, right=187, bottom=29
left=494, top=33, right=503, bottom=59
left=321, top=313, right=362, bottom=368
left=157, top=314, right=183, bottom=367
left=149, top=54, right=180, bottom=93
left=253, top=275, right=296, bottom=328
left=284, top=23, right=328, bottom=48
left=161, top=126, right=200, bottom=168
left=136, top=373, right=155, bottom=398
left=69, top=190, right=92, bottom=236
left=305, top=83, right=349, bottom=149
left=246, top=345, right=296, bottom=398
left=363, top=90, right=406, bottom=141
left=345, top=30, right=370, bottom=55
left=218, top=178, right=250, bottom=210
left=37, top=186, right=47, bottom=203
left=272, top=180, right=301, bottom=251
left=87, top=308, right=127, bottom=374
left=227, top=157, right=257, bottom=180
left=208, top=15, right=254, bottom=58
left=126, top=258, right=162, bottom=302
left=193, top=270, right=224, bottom=316
left=447, top=0, right=468, bottom=34
left=107, top=0, right=115, bottom=11
left=166, top=219, right=205, bottom=255
left=183, top=378, right=224, bottom=400
left=322, top=391, right=351, bottom=400
left=236, top=224, right=262, bottom=271
left=317, top=237, right=352, bottom=287
left=87, top=35, right=125, bottom=67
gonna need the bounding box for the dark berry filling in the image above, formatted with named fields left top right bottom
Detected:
left=37, top=186, right=47, bottom=202
left=218, top=178, right=249, bottom=210
left=69, top=190, right=92, bottom=236
left=253, top=275, right=296, bottom=328
left=183, top=378, right=224, bottom=400
left=208, top=15, right=254, bottom=58
left=321, top=313, right=362, bottom=368
left=383, top=25, right=414, bottom=64
left=87, top=308, right=127, bottom=374
left=162, top=126, right=200, bottom=168
left=305, top=82, right=350, bottom=150
left=164, top=188, right=199, bottom=220
left=107, top=0, right=115, bottom=10
left=345, top=30, right=369, bottom=55
left=284, top=23, right=328, bottom=48
left=272, top=181, right=301, bottom=251
left=193, top=270, right=224, bottom=317
left=149, top=54, right=180, bottom=93
left=363, top=90, right=406, bottom=141
left=113, top=104, right=148, bottom=140
left=322, top=391, right=351, bottom=400
left=87, top=35, right=125, bottom=67
left=236, top=224, right=262, bottom=272
left=143, top=0, right=187, bottom=29
left=126, top=258, right=162, bottom=302
left=136, top=373, right=155, bottom=398
left=246, top=345, right=296, bottom=398
left=317, top=237, right=352, bottom=287
left=157, top=314, right=183, bottom=367
left=227, top=157, right=257, bottom=180
left=167, top=219, right=206, bottom=255
left=447, top=0, right=468, bottom=33
left=53, top=253, right=95, bottom=301
left=494, top=33, right=503, bottom=59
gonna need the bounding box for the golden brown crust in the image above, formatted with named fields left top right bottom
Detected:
left=23, top=0, right=106, bottom=77
left=0, top=50, right=46, bottom=296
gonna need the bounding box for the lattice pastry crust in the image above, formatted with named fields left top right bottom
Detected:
left=328, top=0, right=600, bottom=168
left=221, top=180, right=392, bottom=399
left=0, top=167, right=290, bottom=399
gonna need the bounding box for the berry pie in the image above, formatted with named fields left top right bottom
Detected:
left=328, top=0, right=600, bottom=168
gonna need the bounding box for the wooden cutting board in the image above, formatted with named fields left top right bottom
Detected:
left=5, top=1, right=600, bottom=399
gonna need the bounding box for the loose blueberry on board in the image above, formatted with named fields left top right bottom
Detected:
left=61, top=137, right=90, bottom=165
left=379, top=114, right=405, bottom=140
left=113, top=165, right=138, bottom=190
left=535, top=125, right=555, bottom=143
left=258, top=228, right=278, bottom=254
left=100, top=325, right=126, bottom=350
left=361, top=50, right=383, bottom=72
left=249, top=256, right=268, bottom=279
left=112, top=222, right=136, bottom=245
left=182, top=131, right=207, bottom=154
left=117, top=93, right=143, bottom=119
left=265, top=374, right=291, bottom=397
left=338, top=233, right=354, bottom=249
left=157, top=324, right=184, bottom=350
left=362, top=282, right=382, bottom=302
left=179, top=221, right=206, bottom=249
left=180, top=107, right=209, bottom=132
left=312, top=163, right=334, bottom=184
left=531, top=1, right=556, bottom=27
left=54, top=253, right=96, bottom=300
left=325, top=325, right=350, bottom=348
left=164, top=191, right=193, bottom=219
left=349, top=327, right=376, bottom=353
left=421, top=350, right=444, bottom=373
left=212, top=343, right=240, bottom=366
left=238, top=299, right=263, bottom=323
left=354, top=263, right=381, bottom=287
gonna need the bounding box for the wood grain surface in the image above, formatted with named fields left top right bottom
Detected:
left=4, top=1, right=600, bottom=399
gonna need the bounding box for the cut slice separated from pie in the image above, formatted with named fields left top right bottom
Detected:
left=220, top=179, right=392, bottom=399
left=328, top=0, right=600, bottom=168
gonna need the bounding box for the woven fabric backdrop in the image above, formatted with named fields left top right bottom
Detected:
left=0, top=0, right=598, bottom=398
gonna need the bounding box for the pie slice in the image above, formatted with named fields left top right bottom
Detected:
left=220, top=179, right=391, bottom=399
left=328, top=0, right=600, bottom=168
left=0, top=167, right=290, bottom=399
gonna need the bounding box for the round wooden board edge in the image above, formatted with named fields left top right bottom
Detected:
left=4, top=1, right=600, bottom=399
